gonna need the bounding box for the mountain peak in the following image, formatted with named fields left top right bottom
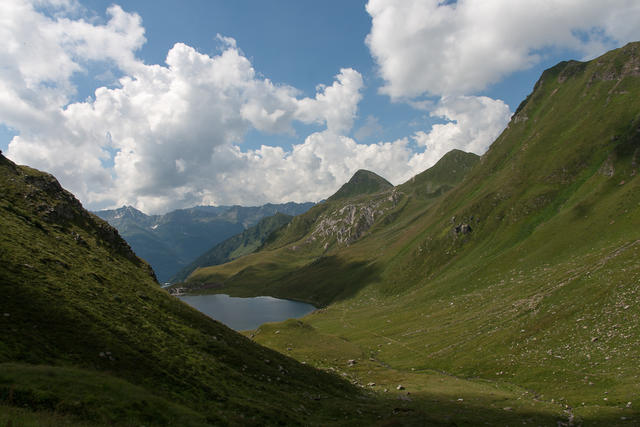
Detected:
left=398, top=149, right=479, bottom=198
left=328, top=169, right=393, bottom=201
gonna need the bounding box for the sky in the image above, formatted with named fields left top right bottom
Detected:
left=2, top=0, right=640, bottom=214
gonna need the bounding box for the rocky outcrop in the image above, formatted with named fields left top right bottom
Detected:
left=307, top=189, right=401, bottom=248
left=453, top=223, right=472, bottom=235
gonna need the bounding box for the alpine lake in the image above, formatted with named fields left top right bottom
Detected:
left=178, top=294, right=316, bottom=331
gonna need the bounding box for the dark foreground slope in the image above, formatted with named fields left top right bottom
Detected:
left=0, top=153, right=389, bottom=425
left=184, top=43, right=640, bottom=424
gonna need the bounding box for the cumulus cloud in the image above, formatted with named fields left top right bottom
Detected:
left=185, top=131, right=419, bottom=210
left=294, top=69, right=364, bottom=134
left=3, top=1, right=383, bottom=213
left=7, top=0, right=614, bottom=214
left=409, top=95, right=511, bottom=168
left=366, top=0, right=640, bottom=98
left=209, top=94, right=511, bottom=209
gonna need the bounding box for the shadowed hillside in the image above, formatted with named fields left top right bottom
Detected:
left=0, top=153, right=386, bottom=425
left=171, top=212, right=295, bottom=283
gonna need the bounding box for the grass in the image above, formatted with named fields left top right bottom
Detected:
left=328, top=169, right=393, bottom=201
left=180, top=42, right=640, bottom=425
left=0, top=405, right=92, bottom=427
left=0, top=364, right=206, bottom=426
left=0, top=153, right=394, bottom=425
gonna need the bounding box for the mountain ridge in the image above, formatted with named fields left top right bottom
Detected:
left=0, top=152, right=385, bottom=425
left=1, top=150, right=566, bottom=425
left=95, top=201, right=315, bottom=281
left=183, top=149, right=480, bottom=305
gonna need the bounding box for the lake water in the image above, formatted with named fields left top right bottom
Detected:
left=178, top=294, right=316, bottom=331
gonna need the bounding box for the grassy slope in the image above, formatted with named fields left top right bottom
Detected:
left=0, top=154, right=411, bottom=426
left=0, top=155, right=568, bottom=426
left=187, top=43, right=640, bottom=424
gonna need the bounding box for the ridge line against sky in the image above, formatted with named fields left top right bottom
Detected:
left=2, top=0, right=640, bottom=214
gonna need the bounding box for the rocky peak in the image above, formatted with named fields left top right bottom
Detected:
left=307, top=188, right=400, bottom=249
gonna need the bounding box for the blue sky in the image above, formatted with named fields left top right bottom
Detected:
left=30, top=0, right=547, bottom=148
left=2, top=0, right=639, bottom=213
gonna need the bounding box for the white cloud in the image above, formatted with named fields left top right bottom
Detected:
left=0, top=1, right=555, bottom=215
left=2, top=1, right=375, bottom=213
left=409, top=95, right=511, bottom=168
left=294, top=68, right=364, bottom=134
left=366, top=0, right=640, bottom=99
left=186, top=131, right=419, bottom=210
left=195, top=95, right=512, bottom=211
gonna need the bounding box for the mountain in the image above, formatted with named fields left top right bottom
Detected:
left=95, top=202, right=314, bottom=282
left=178, top=42, right=640, bottom=424
left=170, top=212, right=294, bottom=283
left=0, top=153, right=565, bottom=426
left=184, top=154, right=479, bottom=305
left=397, top=148, right=481, bottom=199
left=327, top=169, right=393, bottom=201
left=0, top=152, right=399, bottom=425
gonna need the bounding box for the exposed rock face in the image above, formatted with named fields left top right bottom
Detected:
left=307, top=189, right=400, bottom=248
left=453, top=223, right=472, bottom=236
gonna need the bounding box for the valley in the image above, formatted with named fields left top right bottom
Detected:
left=1, top=40, right=639, bottom=426
left=179, top=42, right=640, bottom=425
left=95, top=203, right=313, bottom=282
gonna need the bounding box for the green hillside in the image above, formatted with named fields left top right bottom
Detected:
left=171, top=212, right=294, bottom=283
left=184, top=153, right=479, bottom=305
left=182, top=43, right=640, bottom=424
left=397, top=149, right=481, bottom=199
left=0, top=152, right=569, bottom=426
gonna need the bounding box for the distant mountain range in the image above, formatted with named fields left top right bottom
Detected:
left=94, top=202, right=314, bottom=282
